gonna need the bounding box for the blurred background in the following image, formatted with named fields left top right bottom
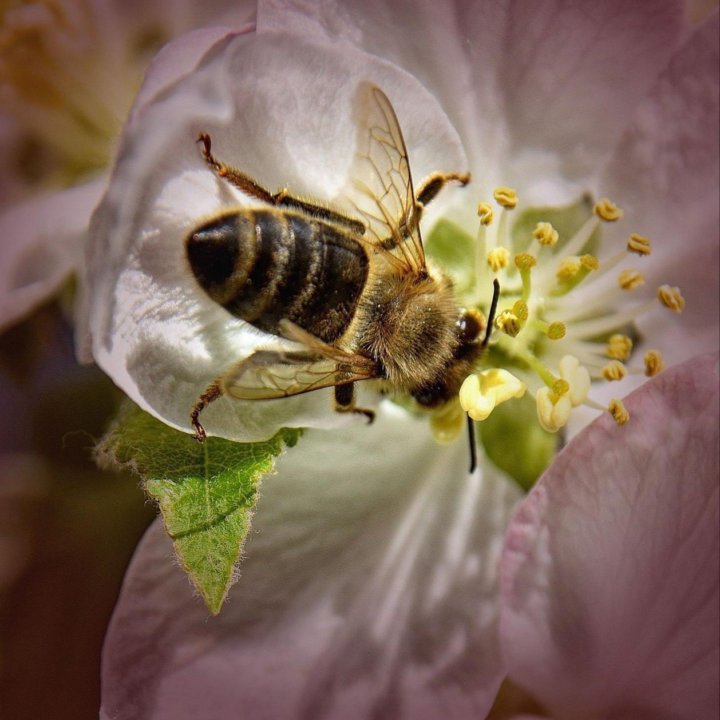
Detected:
left=0, top=300, right=154, bottom=720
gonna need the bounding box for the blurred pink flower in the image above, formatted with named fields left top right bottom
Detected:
left=0, top=0, right=256, bottom=331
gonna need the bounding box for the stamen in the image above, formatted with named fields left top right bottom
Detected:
left=512, top=300, right=529, bottom=323
left=546, top=321, right=566, bottom=340
left=518, top=352, right=561, bottom=389
left=496, top=310, right=522, bottom=337
left=493, top=187, right=518, bottom=209
left=487, top=247, right=510, bottom=272
left=607, top=334, right=633, bottom=360
left=627, top=233, right=652, bottom=256
left=533, top=221, right=559, bottom=247
left=594, top=198, right=623, bottom=222
left=618, top=269, right=645, bottom=290
left=556, top=257, right=581, bottom=282
left=644, top=350, right=665, bottom=377
left=657, top=285, right=685, bottom=313
left=552, top=254, right=599, bottom=295
left=608, top=399, right=630, bottom=426
left=602, top=360, right=627, bottom=381
left=515, top=252, right=536, bottom=301
left=477, top=202, right=494, bottom=225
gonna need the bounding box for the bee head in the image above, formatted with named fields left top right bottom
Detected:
left=453, top=308, right=484, bottom=358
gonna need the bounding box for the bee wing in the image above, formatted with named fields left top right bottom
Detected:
left=344, top=82, right=426, bottom=274
left=222, top=322, right=379, bottom=400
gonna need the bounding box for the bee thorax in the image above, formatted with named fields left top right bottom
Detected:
left=358, top=276, right=459, bottom=389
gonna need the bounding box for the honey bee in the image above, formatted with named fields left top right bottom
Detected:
left=187, top=83, right=495, bottom=466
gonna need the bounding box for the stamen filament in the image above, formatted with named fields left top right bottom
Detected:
left=562, top=296, right=660, bottom=336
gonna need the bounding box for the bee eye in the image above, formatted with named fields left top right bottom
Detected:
left=456, top=309, right=483, bottom=344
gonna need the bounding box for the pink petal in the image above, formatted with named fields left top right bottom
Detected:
left=0, top=178, right=105, bottom=332
left=600, top=15, right=719, bottom=362
left=100, top=405, right=521, bottom=720
left=500, top=354, right=719, bottom=718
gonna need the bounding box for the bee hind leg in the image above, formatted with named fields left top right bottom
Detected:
left=196, top=133, right=365, bottom=235
left=197, top=132, right=276, bottom=203
left=190, top=380, right=223, bottom=442
left=334, top=384, right=374, bottom=424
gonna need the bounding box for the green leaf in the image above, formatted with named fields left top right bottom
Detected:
left=95, top=401, right=301, bottom=614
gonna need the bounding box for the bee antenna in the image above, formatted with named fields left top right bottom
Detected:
left=482, top=278, right=500, bottom=348
left=466, top=414, right=477, bottom=473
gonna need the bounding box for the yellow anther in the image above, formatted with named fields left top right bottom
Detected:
left=607, top=334, right=633, bottom=360
left=627, top=233, right=652, bottom=256
left=533, top=221, right=559, bottom=247
left=618, top=269, right=645, bottom=290
left=551, top=378, right=570, bottom=398
left=496, top=309, right=522, bottom=337
left=477, top=202, right=494, bottom=225
left=459, top=369, right=526, bottom=421
left=547, top=321, right=566, bottom=340
left=658, top=285, right=685, bottom=313
left=594, top=198, right=623, bottom=222
left=644, top=350, right=665, bottom=377
left=487, top=247, right=510, bottom=271
left=608, top=399, right=630, bottom=426
left=602, top=360, right=628, bottom=381
left=559, top=355, right=590, bottom=406
left=430, top=399, right=466, bottom=443
left=536, top=386, right=572, bottom=432
left=514, top=252, right=537, bottom=270
left=493, top=186, right=518, bottom=209
left=556, top=257, right=581, bottom=281
left=512, top=300, right=529, bottom=322
left=553, top=255, right=597, bottom=295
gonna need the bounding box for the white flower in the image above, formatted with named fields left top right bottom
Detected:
left=91, top=1, right=718, bottom=718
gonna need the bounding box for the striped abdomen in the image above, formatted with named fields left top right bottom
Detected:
left=186, top=209, right=369, bottom=343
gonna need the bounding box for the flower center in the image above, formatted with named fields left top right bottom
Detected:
left=425, top=188, right=684, bottom=440
left=0, top=0, right=165, bottom=188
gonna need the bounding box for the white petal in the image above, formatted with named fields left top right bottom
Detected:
left=101, top=404, right=521, bottom=719
left=129, top=27, right=252, bottom=124
left=259, top=0, right=687, bottom=201
left=85, top=30, right=466, bottom=441
left=0, top=178, right=105, bottom=332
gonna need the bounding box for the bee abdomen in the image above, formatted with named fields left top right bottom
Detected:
left=186, top=209, right=369, bottom=343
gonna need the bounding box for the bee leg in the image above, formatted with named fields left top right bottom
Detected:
left=334, top=384, right=375, bottom=424
left=415, top=171, right=471, bottom=208
left=189, top=380, right=223, bottom=442
left=272, top=191, right=366, bottom=235
left=197, top=132, right=276, bottom=203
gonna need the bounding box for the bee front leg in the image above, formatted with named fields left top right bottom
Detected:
left=190, top=380, right=223, bottom=442
left=334, top=383, right=375, bottom=424
left=415, top=171, right=471, bottom=208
